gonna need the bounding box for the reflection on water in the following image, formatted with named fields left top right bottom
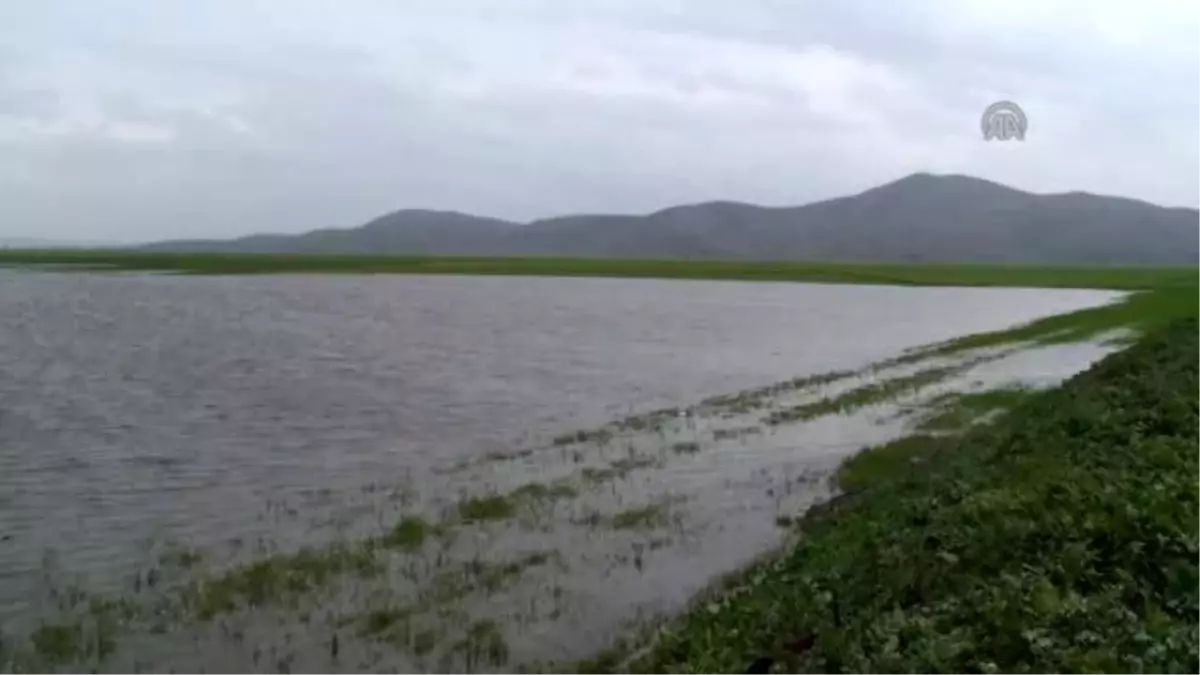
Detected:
left=0, top=272, right=1121, bottom=671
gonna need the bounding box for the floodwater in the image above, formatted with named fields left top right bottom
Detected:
left=0, top=272, right=1123, bottom=671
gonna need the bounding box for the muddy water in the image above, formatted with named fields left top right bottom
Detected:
left=0, top=272, right=1122, bottom=671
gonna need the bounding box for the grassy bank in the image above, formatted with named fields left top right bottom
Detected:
left=0, top=250, right=1195, bottom=289
left=612, top=317, right=1198, bottom=673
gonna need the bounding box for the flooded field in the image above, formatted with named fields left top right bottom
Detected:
left=0, top=272, right=1123, bottom=671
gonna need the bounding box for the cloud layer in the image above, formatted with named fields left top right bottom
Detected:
left=1, top=0, right=1197, bottom=241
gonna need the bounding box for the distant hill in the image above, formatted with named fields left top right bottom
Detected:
left=140, top=173, right=1200, bottom=264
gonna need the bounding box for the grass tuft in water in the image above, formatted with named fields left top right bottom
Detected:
left=511, top=481, right=579, bottom=502
left=450, top=619, right=510, bottom=669
left=457, top=494, right=517, bottom=522
left=671, top=441, right=701, bottom=455
left=383, top=516, right=435, bottom=550
left=29, top=624, right=82, bottom=666
left=552, top=428, right=614, bottom=446
left=712, top=426, right=761, bottom=441
left=611, top=504, right=669, bottom=530
left=359, top=607, right=413, bottom=637
left=412, top=628, right=439, bottom=657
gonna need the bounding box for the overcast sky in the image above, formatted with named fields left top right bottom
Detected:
left=1, top=0, right=1197, bottom=242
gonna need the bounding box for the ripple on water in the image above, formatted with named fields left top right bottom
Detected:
left=0, top=271, right=1122, bottom=670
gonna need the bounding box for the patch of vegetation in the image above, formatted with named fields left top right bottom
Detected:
left=609, top=456, right=658, bottom=476
left=610, top=504, right=669, bottom=530
left=29, top=624, right=78, bottom=665
left=457, top=494, right=517, bottom=522
left=580, top=466, right=620, bottom=484
left=412, top=627, right=439, bottom=657
left=712, top=425, right=762, bottom=441
left=383, top=516, right=435, bottom=550
left=424, top=551, right=557, bottom=607
left=448, top=619, right=510, bottom=670
left=157, top=545, right=204, bottom=571
left=914, top=387, right=1033, bottom=432
left=359, top=607, right=413, bottom=637
left=580, top=455, right=658, bottom=486
left=477, top=552, right=555, bottom=593
left=835, top=434, right=957, bottom=494
left=621, top=317, right=1199, bottom=673
left=2, top=251, right=1192, bottom=290
left=764, top=360, right=988, bottom=426
left=703, top=368, right=862, bottom=416
left=481, top=448, right=534, bottom=463
left=511, top=481, right=579, bottom=502
left=341, top=550, right=558, bottom=654
left=184, top=542, right=382, bottom=619
left=616, top=407, right=680, bottom=432
left=552, top=428, right=613, bottom=446
left=671, top=441, right=701, bottom=455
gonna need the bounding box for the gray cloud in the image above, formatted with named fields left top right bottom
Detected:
left=1, top=0, right=1196, bottom=242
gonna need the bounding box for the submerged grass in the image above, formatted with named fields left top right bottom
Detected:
left=447, top=619, right=510, bottom=670
left=620, top=317, right=1199, bottom=673
left=914, top=387, right=1034, bottom=432
left=457, top=494, right=517, bottom=522
left=383, top=516, right=436, bottom=551
left=4, top=479, right=570, bottom=664
left=764, top=360, right=990, bottom=426
left=610, top=504, right=669, bottom=530
left=423, top=552, right=558, bottom=608
left=185, top=542, right=383, bottom=620
left=511, top=481, right=579, bottom=502
left=670, top=441, right=701, bottom=455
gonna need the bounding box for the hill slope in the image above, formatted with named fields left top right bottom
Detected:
left=141, top=173, right=1200, bottom=265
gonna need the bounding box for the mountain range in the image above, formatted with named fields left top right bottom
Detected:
left=141, top=173, right=1200, bottom=265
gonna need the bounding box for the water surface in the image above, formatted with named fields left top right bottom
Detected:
left=0, top=272, right=1121, bottom=670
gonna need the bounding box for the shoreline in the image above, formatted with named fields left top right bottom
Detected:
left=1, top=251, right=1195, bottom=290
left=578, top=317, right=1198, bottom=673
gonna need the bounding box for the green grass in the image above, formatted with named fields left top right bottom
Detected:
left=617, top=317, right=1198, bottom=673
left=834, top=434, right=958, bottom=494
left=0, top=250, right=1194, bottom=289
